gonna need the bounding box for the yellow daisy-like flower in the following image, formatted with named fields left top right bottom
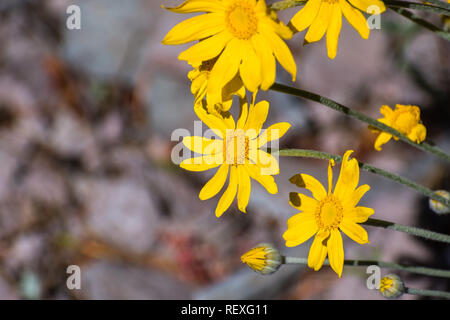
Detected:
left=162, top=0, right=297, bottom=103
left=180, top=100, right=291, bottom=217
left=372, top=104, right=427, bottom=151
left=290, top=0, right=386, bottom=59
left=241, top=243, right=282, bottom=275
left=283, top=150, right=373, bottom=277
left=188, top=58, right=245, bottom=111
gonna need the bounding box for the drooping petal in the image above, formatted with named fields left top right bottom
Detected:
left=307, top=233, right=328, bottom=271
left=288, top=192, right=318, bottom=212
left=251, top=34, right=276, bottom=90
left=162, top=13, right=225, bottom=45
left=180, top=155, right=222, bottom=171
left=334, top=150, right=359, bottom=201
left=340, top=219, right=369, bottom=244
left=163, top=0, right=225, bottom=13
left=257, top=122, right=291, bottom=147
left=237, top=166, right=251, bottom=212
left=305, top=1, right=332, bottom=43
left=199, top=164, right=229, bottom=200
left=194, top=102, right=228, bottom=138
left=290, top=0, right=322, bottom=32
left=340, top=0, right=370, bottom=39
left=289, top=174, right=327, bottom=201
left=407, top=124, right=426, bottom=143
left=327, top=229, right=344, bottom=277
left=179, top=30, right=233, bottom=64
left=247, top=164, right=278, bottom=194
left=215, top=166, right=238, bottom=217
left=240, top=41, right=262, bottom=93
left=326, top=4, right=342, bottom=60
left=374, top=132, right=392, bottom=151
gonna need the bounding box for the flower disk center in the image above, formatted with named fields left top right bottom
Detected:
left=226, top=1, right=258, bottom=40
left=316, top=195, right=343, bottom=230
left=224, top=130, right=250, bottom=165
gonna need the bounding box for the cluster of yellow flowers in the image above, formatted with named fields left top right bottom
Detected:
left=162, top=0, right=429, bottom=277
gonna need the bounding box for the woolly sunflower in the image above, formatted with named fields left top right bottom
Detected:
left=371, top=104, right=427, bottom=151
left=162, top=0, right=297, bottom=104
left=283, top=150, right=373, bottom=277
left=180, top=100, right=291, bottom=217
left=290, top=0, right=386, bottom=59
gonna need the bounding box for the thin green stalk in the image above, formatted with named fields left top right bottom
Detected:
left=385, top=0, right=450, bottom=16
left=363, top=218, right=450, bottom=243
left=405, top=287, right=450, bottom=299
left=270, top=83, right=450, bottom=163
left=284, top=256, right=450, bottom=278
left=272, top=148, right=450, bottom=209
left=269, top=0, right=306, bottom=11
left=422, top=0, right=450, bottom=10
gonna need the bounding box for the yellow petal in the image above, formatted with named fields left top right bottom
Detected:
left=348, top=0, right=386, bottom=13
left=250, top=150, right=280, bottom=176
left=290, top=0, right=322, bottom=32
left=257, top=122, right=291, bottom=147
left=307, top=233, right=328, bottom=271
left=379, top=104, right=393, bottom=118
left=260, top=30, right=297, bottom=81
left=283, top=216, right=318, bottom=247
left=199, top=164, right=229, bottom=200
left=163, top=0, right=224, bottom=13
left=305, top=1, right=332, bottom=43
left=215, top=166, right=238, bottom=217
left=340, top=0, right=369, bottom=39
left=326, top=4, right=342, bottom=60
left=344, top=184, right=370, bottom=208
left=236, top=101, right=249, bottom=129
left=240, top=41, right=262, bottom=93
left=194, top=102, right=228, bottom=138
left=237, top=166, right=251, bottom=212
left=340, top=219, right=369, bottom=244
left=408, top=124, right=426, bottom=143
left=289, top=174, right=327, bottom=201
left=162, top=13, right=225, bottom=45
left=251, top=34, right=276, bottom=90
left=288, top=192, right=318, bottom=211
left=179, top=30, right=233, bottom=64
left=247, top=164, right=278, bottom=194
left=374, top=132, right=392, bottom=151
left=327, top=158, right=335, bottom=194
left=244, top=100, right=269, bottom=135
left=347, top=206, right=374, bottom=223
left=182, top=136, right=221, bottom=154
left=180, top=155, right=222, bottom=171
left=327, top=229, right=344, bottom=277
left=287, top=211, right=316, bottom=228
left=334, top=150, right=359, bottom=200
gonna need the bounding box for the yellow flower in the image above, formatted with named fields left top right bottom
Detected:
left=290, top=0, right=386, bottom=59
left=372, top=104, right=427, bottom=151
left=162, top=0, right=297, bottom=103
left=283, top=150, right=373, bottom=277
left=379, top=274, right=405, bottom=299
left=241, top=243, right=282, bottom=275
left=180, top=99, right=291, bottom=217
left=188, top=58, right=245, bottom=111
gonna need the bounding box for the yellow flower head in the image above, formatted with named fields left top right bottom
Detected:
left=379, top=274, right=405, bottom=299
left=283, top=150, right=373, bottom=277
left=241, top=243, right=282, bottom=275
left=188, top=58, right=245, bottom=112
left=181, top=100, right=290, bottom=217
left=162, top=0, right=297, bottom=103
left=290, top=0, right=386, bottom=59
left=429, top=190, right=450, bottom=215
left=372, top=104, right=427, bottom=151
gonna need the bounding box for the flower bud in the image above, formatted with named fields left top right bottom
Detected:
left=379, top=274, right=405, bottom=299
left=241, top=243, right=282, bottom=275
left=429, top=190, right=450, bottom=215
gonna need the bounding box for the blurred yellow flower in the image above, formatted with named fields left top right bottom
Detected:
left=188, top=58, right=245, bottom=111
left=283, top=150, right=373, bottom=277
left=180, top=100, right=290, bottom=217
left=380, top=274, right=404, bottom=299
left=372, top=104, right=427, bottom=151
left=162, top=0, right=297, bottom=102
left=241, top=243, right=282, bottom=275
left=290, top=0, right=386, bottom=59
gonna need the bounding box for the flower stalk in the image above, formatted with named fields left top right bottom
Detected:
left=405, top=287, right=450, bottom=299
left=270, top=83, right=450, bottom=163
left=283, top=256, right=450, bottom=278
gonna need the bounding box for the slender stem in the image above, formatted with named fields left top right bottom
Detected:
left=270, top=83, right=450, bottom=163
left=363, top=218, right=450, bottom=243
left=284, top=256, right=450, bottom=278
left=418, top=0, right=450, bottom=11
left=273, top=148, right=450, bottom=209
left=269, top=0, right=306, bottom=11
left=385, top=0, right=450, bottom=16
left=406, top=287, right=450, bottom=299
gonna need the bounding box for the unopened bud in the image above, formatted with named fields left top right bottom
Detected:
left=241, top=243, right=282, bottom=275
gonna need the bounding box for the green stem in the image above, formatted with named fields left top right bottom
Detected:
left=385, top=0, right=450, bottom=16
left=270, top=83, right=450, bottom=163
left=284, top=257, right=450, bottom=278
left=363, top=218, right=450, bottom=243
left=406, top=287, right=450, bottom=299
left=273, top=148, right=450, bottom=209
left=421, top=0, right=450, bottom=10
left=269, top=0, right=306, bottom=11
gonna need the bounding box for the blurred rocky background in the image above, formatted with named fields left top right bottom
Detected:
left=0, top=0, right=448, bottom=299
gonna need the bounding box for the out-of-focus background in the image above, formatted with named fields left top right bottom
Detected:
left=0, top=0, right=448, bottom=299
